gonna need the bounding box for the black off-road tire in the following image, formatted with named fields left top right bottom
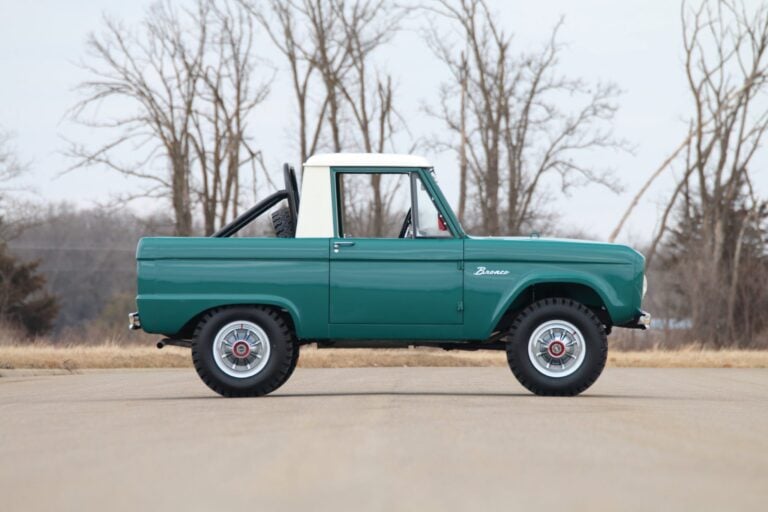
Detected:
left=192, top=306, right=297, bottom=397
left=506, top=298, right=607, bottom=396
left=271, top=207, right=295, bottom=238
left=275, top=341, right=300, bottom=389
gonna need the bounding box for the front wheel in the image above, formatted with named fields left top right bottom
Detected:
left=506, top=298, right=607, bottom=396
left=192, top=307, right=297, bottom=397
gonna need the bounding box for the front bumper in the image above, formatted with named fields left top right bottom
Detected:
left=128, top=312, right=141, bottom=330
left=635, top=310, right=652, bottom=329
left=619, top=310, right=651, bottom=330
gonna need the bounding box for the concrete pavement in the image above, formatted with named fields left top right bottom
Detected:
left=1, top=367, right=767, bottom=511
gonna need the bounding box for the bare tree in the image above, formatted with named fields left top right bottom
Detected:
left=637, top=1, right=768, bottom=346
left=247, top=0, right=333, bottom=163
left=0, top=129, right=25, bottom=186
left=251, top=0, right=407, bottom=235
left=333, top=1, right=402, bottom=153
left=0, top=128, right=37, bottom=241
left=304, top=0, right=349, bottom=153
left=334, top=0, right=405, bottom=235
left=68, top=1, right=203, bottom=235
left=425, top=0, right=625, bottom=235
left=68, top=0, right=270, bottom=236
left=457, top=51, right=470, bottom=224
left=612, top=1, right=768, bottom=346
left=246, top=0, right=357, bottom=160
left=251, top=0, right=406, bottom=153
left=192, top=2, right=272, bottom=234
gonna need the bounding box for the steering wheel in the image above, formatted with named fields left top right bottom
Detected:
left=398, top=209, right=412, bottom=238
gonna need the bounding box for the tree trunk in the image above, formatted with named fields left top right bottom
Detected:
left=458, top=53, right=468, bottom=224
left=171, top=158, right=192, bottom=236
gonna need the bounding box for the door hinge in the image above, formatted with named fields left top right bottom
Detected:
left=457, top=260, right=464, bottom=270
left=457, top=301, right=464, bottom=312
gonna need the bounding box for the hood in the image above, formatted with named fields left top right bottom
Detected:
left=465, top=235, right=645, bottom=267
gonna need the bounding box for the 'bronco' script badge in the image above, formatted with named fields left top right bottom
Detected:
left=474, top=266, right=510, bottom=276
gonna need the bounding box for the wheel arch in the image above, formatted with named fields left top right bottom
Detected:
left=491, top=277, right=614, bottom=336
left=166, top=298, right=301, bottom=340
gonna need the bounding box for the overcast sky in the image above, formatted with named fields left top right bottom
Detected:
left=1, top=0, right=766, bottom=244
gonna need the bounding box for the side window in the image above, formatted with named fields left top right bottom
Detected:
left=413, top=175, right=452, bottom=238
left=337, top=172, right=411, bottom=238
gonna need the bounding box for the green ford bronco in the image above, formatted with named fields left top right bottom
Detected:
left=129, top=153, right=650, bottom=397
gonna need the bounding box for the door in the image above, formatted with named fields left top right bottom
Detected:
left=329, top=169, right=463, bottom=325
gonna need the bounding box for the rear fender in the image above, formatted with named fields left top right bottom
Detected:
left=137, top=294, right=306, bottom=339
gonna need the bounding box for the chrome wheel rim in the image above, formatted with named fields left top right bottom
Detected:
left=527, top=320, right=586, bottom=378
left=212, top=321, right=271, bottom=378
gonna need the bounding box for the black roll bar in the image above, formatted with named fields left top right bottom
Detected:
left=283, top=163, right=300, bottom=224
left=212, top=190, right=289, bottom=238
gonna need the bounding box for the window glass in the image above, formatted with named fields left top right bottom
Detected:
left=414, top=175, right=452, bottom=238
left=337, top=172, right=411, bottom=238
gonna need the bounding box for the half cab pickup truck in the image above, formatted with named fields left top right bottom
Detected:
left=130, top=153, right=650, bottom=397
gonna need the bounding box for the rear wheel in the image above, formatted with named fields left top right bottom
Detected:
left=192, top=307, right=297, bottom=397
left=506, top=298, right=607, bottom=396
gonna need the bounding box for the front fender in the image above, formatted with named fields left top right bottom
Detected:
left=483, top=270, right=634, bottom=339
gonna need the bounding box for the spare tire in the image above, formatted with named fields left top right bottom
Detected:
left=272, top=207, right=295, bottom=238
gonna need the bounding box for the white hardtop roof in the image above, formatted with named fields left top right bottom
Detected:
left=304, top=153, right=431, bottom=168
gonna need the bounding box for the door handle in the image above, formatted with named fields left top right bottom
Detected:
left=333, top=241, right=356, bottom=252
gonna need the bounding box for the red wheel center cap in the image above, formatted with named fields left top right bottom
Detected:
left=232, top=340, right=251, bottom=358
left=547, top=340, right=566, bottom=358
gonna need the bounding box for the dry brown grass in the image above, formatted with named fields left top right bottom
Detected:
left=0, top=343, right=191, bottom=371
left=1, top=343, right=767, bottom=372
left=606, top=348, right=768, bottom=368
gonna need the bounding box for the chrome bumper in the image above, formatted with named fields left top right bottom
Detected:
left=128, top=312, right=141, bottom=330
left=636, top=311, right=652, bottom=329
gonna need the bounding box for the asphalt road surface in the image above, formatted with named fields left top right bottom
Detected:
left=1, top=367, right=767, bottom=511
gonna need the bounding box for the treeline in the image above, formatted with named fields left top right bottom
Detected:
left=8, top=206, right=173, bottom=333
left=0, top=0, right=765, bottom=347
